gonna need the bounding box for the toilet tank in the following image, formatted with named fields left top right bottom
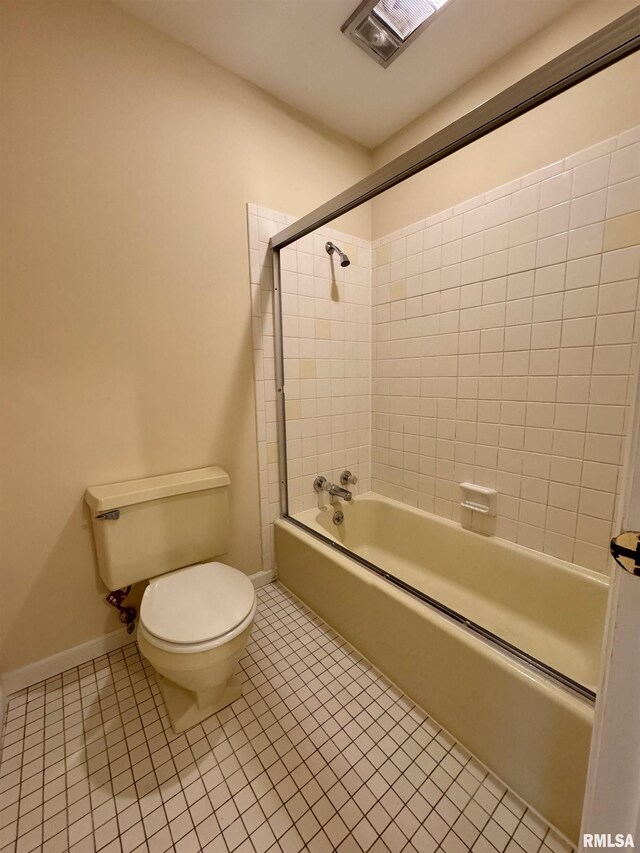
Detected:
left=85, top=466, right=230, bottom=590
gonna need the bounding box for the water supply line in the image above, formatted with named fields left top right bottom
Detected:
left=106, top=586, right=137, bottom=634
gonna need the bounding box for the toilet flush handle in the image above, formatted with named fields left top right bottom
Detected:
left=96, top=509, right=120, bottom=520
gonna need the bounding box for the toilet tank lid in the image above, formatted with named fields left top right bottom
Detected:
left=85, top=466, right=230, bottom=512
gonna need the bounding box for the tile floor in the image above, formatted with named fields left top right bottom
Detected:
left=0, top=583, right=574, bottom=853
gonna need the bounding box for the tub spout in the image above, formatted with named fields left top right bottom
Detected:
left=313, top=476, right=352, bottom=501
left=328, top=484, right=353, bottom=501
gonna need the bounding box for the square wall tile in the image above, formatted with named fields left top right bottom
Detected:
left=249, top=124, right=640, bottom=577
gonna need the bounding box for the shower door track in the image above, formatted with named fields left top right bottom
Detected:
left=284, top=515, right=597, bottom=703
left=270, top=6, right=640, bottom=251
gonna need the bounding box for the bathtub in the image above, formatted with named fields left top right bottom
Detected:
left=275, top=492, right=610, bottom=842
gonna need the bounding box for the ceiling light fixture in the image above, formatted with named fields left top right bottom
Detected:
left=342, top=0, right=452, bottom=68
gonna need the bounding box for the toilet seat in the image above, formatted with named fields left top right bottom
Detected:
left=139, top=561, right=256, bottom=654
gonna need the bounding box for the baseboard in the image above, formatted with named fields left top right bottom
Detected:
left=249, top=569, right=275, bottom=589
left=1, top=571, right=275, bottom=700
left=1, top=627, right=134, bottom=698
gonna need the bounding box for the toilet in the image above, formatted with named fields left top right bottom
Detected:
left=85, top=466, right=256, bottom=733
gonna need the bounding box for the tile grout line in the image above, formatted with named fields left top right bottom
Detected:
left=0, top=583, right=577, bottom=853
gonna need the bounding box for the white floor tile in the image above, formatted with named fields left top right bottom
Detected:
left=0, top=583, right=573, bottom=853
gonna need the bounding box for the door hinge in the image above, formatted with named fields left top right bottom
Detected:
left=610, top=531, right=640, bottom=576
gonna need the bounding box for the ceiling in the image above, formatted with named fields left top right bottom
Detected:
left=113, top=0, right=582, bottom=149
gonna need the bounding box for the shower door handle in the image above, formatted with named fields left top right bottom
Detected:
left=610, top=531, right=640, bottom=576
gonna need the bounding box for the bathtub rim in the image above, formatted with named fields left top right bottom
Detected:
left=295, top=492, right=610, bottom=590
left=282, top=510, right=601, bottom=703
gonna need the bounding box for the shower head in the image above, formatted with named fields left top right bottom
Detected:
left=325, top=241, right=351, bottom=267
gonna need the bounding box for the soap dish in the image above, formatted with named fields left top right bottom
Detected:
left=460, top=482, right=497, bottom=516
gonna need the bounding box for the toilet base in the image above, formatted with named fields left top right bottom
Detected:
left=157, top=673, right=242, bottom=734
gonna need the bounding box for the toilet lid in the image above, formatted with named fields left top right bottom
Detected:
left=140, top=561, right=255, bottom=645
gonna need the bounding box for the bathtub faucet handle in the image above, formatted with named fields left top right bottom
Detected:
left=340, top=470, right=358, bottom=486
left=314, top=476, right=330, bottom=493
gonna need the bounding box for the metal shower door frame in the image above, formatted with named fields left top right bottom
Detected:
left=269, top=5, right=640, bottom=520
left=267, top=6, right=640, bottom=703
left=270, top=7, right=640, bottom=253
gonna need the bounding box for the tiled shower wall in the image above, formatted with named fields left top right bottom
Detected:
left=248, top=205, right=371, bottom=570
left=248, top=127, right=639, bottom=577
left=371, top=126, right=640, bottom=574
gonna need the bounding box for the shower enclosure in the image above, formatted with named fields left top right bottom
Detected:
left=260, top=5, right=640, bottom=691
left=248, top=7, right=640, bottom=841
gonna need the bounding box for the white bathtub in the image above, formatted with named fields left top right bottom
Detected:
left=275, top=492, right=610, bottom=842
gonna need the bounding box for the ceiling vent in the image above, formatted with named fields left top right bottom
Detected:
left=342, top=0, right=451, bottom=67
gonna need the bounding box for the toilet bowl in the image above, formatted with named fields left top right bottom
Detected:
left=137, top=561, right=256, bottom=733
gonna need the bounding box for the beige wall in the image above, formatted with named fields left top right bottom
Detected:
left=372, top=0, right=640, bottom=237
left=0, top=0, right=371, bottom=673
left=2, top=0, right=637, bottom=677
